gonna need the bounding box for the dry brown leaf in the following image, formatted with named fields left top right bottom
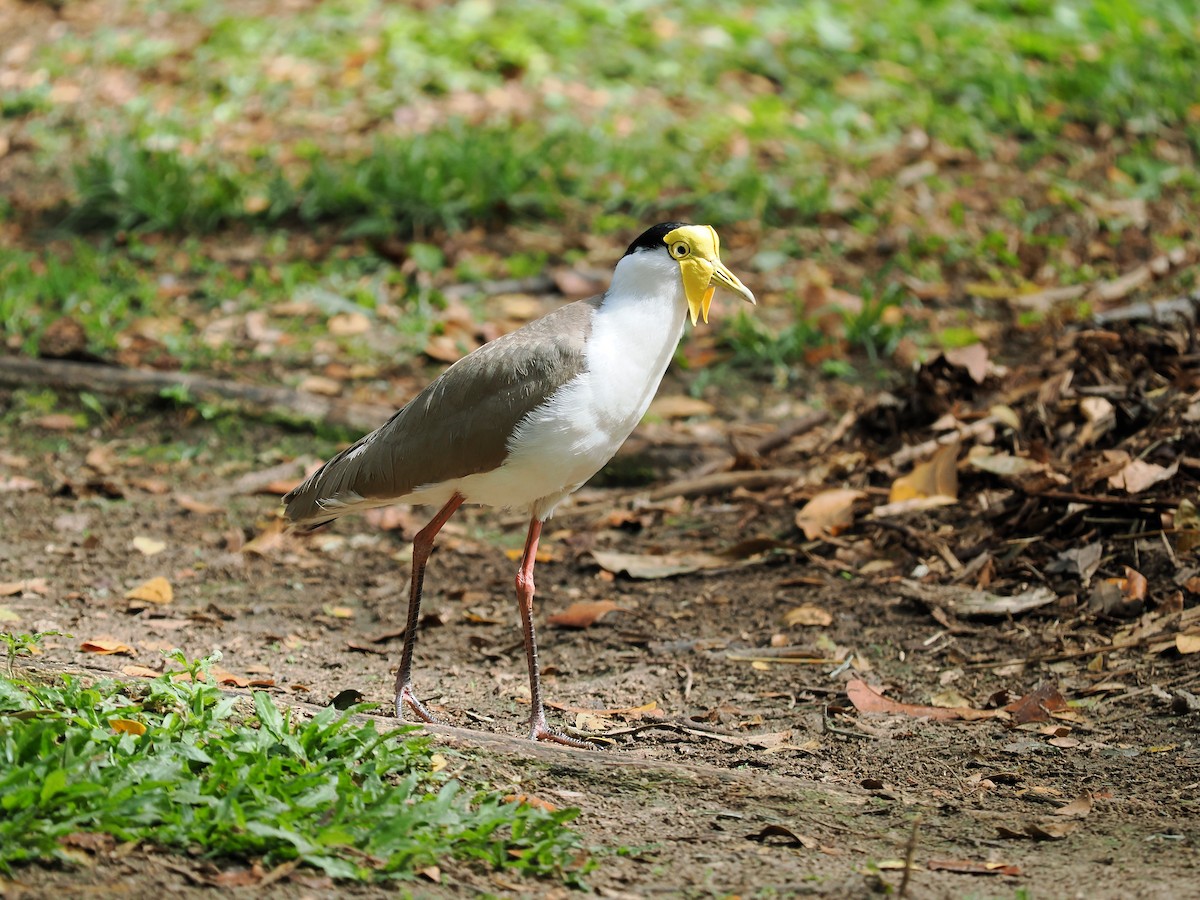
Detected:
left=846, top=679, right=1004, bottom=721
left=783, top=604, right=833, bottom=627
left=889, top=441, right=959, bottom=503
left=110, top=718, right=146, bottom=736
left=944, top=343, right=990, bottom=383
left=1053, top=793, right=1095, bottom=819
left=0, top=578, right=49, bottom=597
left=1005, top=682, right=1069, bottom=725
left=175, top=493, right=222, bottom=515
left=124, top=576, right=173, bottom=605
left=80, top=638, right=135, bottom=656
left=503, top=794, right=558, bottom=812
left=794, top=488, right=865, bottom=540
left=590, top=549, right=726, bottom=579
left=547, top=599, right=625, bottom=629
left=211, top=667, right=250, bottom=687
left=745, top=824, right=819, bottom=849
left=121, top=665, right=162, bottom=678
left=647, top=395, right=715, bottom=419
left=1176, top=632, right=1200, bottom=655
left=242, top=518, right=288, bottom=556
left=927, top=859, right=1021, bottom=876
left=1108, top=458, right=1179, bottom=494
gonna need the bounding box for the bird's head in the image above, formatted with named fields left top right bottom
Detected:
left=624, top=222, right=756, bottom=325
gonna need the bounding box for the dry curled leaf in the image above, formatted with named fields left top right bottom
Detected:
left=590, top=549, right=725, bottom=579
left=889, top=441, right=960, bottom=503
left=794, top=488, right=865, bottom=540
left=503, top=793, right=558, bottom=812
left=783, top=604, right=833, bottom=627
left=80, top=638, right=135, bottom=656
left=548, top=600, right=625, bottom=629
left=1004, top=682, right=1069, bottom=725
left=124, top=576, right=173, bottom=605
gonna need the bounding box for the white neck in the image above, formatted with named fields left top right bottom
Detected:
left=584, top=249, right=688, bottom=429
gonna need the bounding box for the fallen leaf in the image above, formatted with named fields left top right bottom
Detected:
left=242, top=518, right=288, bottom=556
left=745, top=824, right=819, bottom=849
left=944, top=343, right=990, bottom=383
left=648, top=395, right=715, bottom=419
left=1108, top=458, right=1179, bottom=494
left=175, top=493, right=222, bottom=515
left=1047, top=542, right=1104, bottom=587
left=124, top=577, right=173, bottom=605
left=80, top=638, right=135, bottom=656
left=548, top=600, right=625, bottom=629
left=590, top=549, right=726, bottom=579
left=783, top=604, right=833, bottom=627
left=417, top=865, right=442, bottom=883
left=1023, top=820, right=1079, bottom=841
left=121, top=665, right=162, bottom=678
left=889, top=441, right=959, bottom=502
left=0, top=578, right=49, bottom=597
left=1176, top=632, right=1200, bottom=655
left=1004, top=683, right=1069, bottom=725
left=211, top=667, right=249, bottom=687
left=794, top=489, right=865, bottom=540
left=968, top=453, right=1042, bottom=477
left=110, top=718, right=146, bottom=736
left=926, top=859, right=1021, bottom=876
left=1053, top=793, right=1094, bottom=819
left=846, top=679, right=1004, bottom=721
left=503, top=794, right=558, bottom=812
left=132, top=536, right=166, bottom=556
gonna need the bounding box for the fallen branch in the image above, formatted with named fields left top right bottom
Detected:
left=0, top=356, right=394, bottom=432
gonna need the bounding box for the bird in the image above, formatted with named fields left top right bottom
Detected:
left=283, top=222, right=755, bottom=748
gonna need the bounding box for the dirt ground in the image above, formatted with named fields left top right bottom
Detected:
left=2, top=355, right=1198, bottom=898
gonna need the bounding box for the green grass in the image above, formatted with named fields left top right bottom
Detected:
left=4, top=0, right=1199, bottom=380
left=0, top=648, right=589, bottom=884
left=31, top=0, right=1196, bottom=240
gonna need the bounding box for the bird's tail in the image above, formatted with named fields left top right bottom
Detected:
left=282, top=441, right=373, bottom=530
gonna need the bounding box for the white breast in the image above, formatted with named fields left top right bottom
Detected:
left=425, top=250, right=688, bottom=519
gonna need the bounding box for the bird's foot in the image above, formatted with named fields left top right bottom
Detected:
left=395, top=684, right=441, bottom=724
left=528, top=710, right=601, bottom=750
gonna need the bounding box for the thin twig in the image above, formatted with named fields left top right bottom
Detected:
left=898, top=814, right=922, bottom=899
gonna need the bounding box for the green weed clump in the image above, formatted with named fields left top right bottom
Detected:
left=0, top=648, right=588, bottom=884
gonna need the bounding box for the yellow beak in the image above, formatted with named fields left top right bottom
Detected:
left=681, top=256, right=756, bottom=326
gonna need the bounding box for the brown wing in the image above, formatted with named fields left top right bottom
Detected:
left=283, top=295, right=601, bottom=526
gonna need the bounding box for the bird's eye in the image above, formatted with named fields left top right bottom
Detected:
left=671, top=242, right=689, bottom=258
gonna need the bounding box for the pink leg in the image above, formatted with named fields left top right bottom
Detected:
left=516, top=517, right=599, bottom=749
left=395, top=493, right=465, bottom=722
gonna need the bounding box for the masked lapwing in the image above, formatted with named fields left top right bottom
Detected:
left=284, top=223, right=755, bottom=747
